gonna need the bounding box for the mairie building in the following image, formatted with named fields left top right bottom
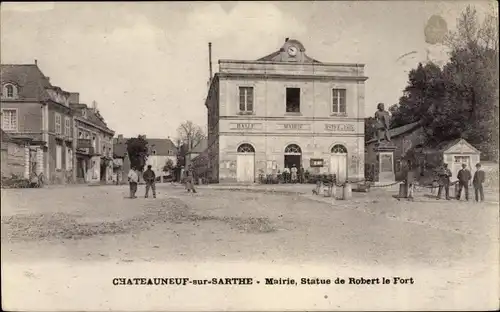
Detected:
left=205, top=39, right=367, bottom=183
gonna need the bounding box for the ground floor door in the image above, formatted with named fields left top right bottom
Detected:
left=236, top=154, right=255, bottom=183
left=284, top=155, right=301, bottom=169
left=330, top=154, right=347, bottom=182
left=100, top=161, right=106, bottom=181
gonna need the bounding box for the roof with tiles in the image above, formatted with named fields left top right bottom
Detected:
left=71, top=103, right=114, bottom=134
left=113, top=136, right=177, bottom=158
left=366, top=120, right=423, bottom=144
left=0, top=64, right=52, bottom=101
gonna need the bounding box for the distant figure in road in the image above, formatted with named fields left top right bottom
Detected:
left=291, top=164, right=298, bottom=183
left=127, top=168, right=139, bottom=199
left=185, top=167, right=197, bottom=193
left=472, top=163, right=485, bottom=202
left=405, top=160, right=416, bottom=201
left=436, top=163, right=452, bottom=200
left=456, top=163, right=471, bottom=201
left=143, top=165, right=156, bottom=198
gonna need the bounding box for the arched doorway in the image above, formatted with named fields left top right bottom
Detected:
left=236, top=143, right=255, bottom=183
left=330, top=144, right=347, bottom=182
left=284, top=144, right=302, bottom=169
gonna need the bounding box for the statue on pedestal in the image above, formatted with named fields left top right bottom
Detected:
left=374, top=103, right=391, bottom=144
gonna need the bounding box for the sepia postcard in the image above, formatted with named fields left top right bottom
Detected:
left=1, top=1, right=499, bottom=311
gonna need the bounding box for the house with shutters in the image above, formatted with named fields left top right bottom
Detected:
left=71, top=98, right=115, bottom=184
left=1, top=62, right=75, bottom=184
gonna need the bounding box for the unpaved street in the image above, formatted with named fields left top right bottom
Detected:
left=1, top=184, right=498, bottom=310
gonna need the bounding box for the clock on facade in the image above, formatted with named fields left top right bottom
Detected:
left=287, top=46, right=298, bottom=56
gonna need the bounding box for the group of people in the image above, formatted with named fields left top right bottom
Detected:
left=127, top=165, right=157, bottom=199
left=277, top=164, right=305, bottom=183
left=405, top=161, right=486, bottom=202
left=127, top=165, right=197, bottom=199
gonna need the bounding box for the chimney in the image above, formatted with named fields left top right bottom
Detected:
left=285, top=38, right=289, bottom=42
left=35, top=59, right=38, bottom=65
left=118, top=134, right=123, bottom=141
left=92, top=100, right=97, bottom=111
left=208, top=42, right=213, bottom=83
left=69, top=92, right=80, bottom=105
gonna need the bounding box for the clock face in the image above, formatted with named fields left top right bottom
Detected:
left=287, top=46, right=297, bottom=56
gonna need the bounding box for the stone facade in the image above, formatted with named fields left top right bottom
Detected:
left=205, top=39, right=367, bottom=183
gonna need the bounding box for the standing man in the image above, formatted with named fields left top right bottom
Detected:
left=473, top=163, right=485, bottom=202
left=143, top=165, right=156, bottom=198
left=283, top=166, right=290, bottom=184
left=405, top=160, right=416, bottom=201
left=127, top=167, right=139, bottom=199
left=185, top=166, right=197, bottom=193
left=291, top=164, right=298, bottom=184
left=436, top=163, right=452, bottom=200
left=456, top=163, right=471, bottom=201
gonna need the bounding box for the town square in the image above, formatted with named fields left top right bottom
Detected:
left=1, top=1, right=499, bottom=311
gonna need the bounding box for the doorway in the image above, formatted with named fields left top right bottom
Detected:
left=236, top=143, right=255, bottom=183
left=330, top=144, right=347, bottom=182
left=284, top=144, right=302, bottom=169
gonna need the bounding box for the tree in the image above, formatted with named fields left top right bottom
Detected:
left=364, top=117, right=378, bottom=141
left=163, top=158, right=174, bottom=172
left=176, top=121, right=206, bottom=150
left=436, top=5, right=499, bottom=159
left=390, top=5, right=498, bottom=160
left=390, top=62, right=446, bottom=129
left=126, top=135, right=149, bottom=171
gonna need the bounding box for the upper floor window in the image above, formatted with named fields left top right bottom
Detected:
left=55, top=113, right=62, bottom=134
left=286, top=88, right=300, bottom=113
left=2, top=84, right=18, bottom=99
left=64, top=117, right=71, bottom=136
left=82, top=109, right=87, bottom=118
left=152, top=150, right=157, bottom=155
left=332, top=89, right=347, bottom=114
left=1, top=109, right=18, bottom=131
left=239, top=87, right=254, bottom=113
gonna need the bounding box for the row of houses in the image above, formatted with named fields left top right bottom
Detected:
left=1, top=61, right=115, bottom=184
left=112, top=134, right=178, bottom=184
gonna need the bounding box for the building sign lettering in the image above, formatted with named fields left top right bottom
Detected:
left=324, top=124, right=356, bottom=132
left=229, top=123, right=262, bottom=130
left=310, top=158, right=324, bottom=167
left=277, top=123, right=310, bottom=130
left=284, top=124, right=303, bottom=130
left=237, top=123, right=254, bottom=129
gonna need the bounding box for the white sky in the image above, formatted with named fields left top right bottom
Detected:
left=1, top=1, right=494, bottom=138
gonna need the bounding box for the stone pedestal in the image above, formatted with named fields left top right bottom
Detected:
left=373, top=143, right=396, bottom=185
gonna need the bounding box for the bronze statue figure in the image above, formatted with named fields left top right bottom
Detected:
left=374, top=103, right=391, bottom=143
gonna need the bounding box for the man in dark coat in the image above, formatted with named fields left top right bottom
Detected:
left=456, top=163, right=471, bottom=201
left=143, top=165, right=156, bottom=198
left=472, top=163, right=485, bottom=202
left=185, top=166, right=197, bottom=193
left=436, top=163, right=452, bottom=200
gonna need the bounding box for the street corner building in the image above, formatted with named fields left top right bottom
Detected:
left=0, top=61, right=115, bottom=185
left=204, top=38, right=368, bottom=183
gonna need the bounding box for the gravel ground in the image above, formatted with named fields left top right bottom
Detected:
left=1, top=184, right=498, bottom=310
